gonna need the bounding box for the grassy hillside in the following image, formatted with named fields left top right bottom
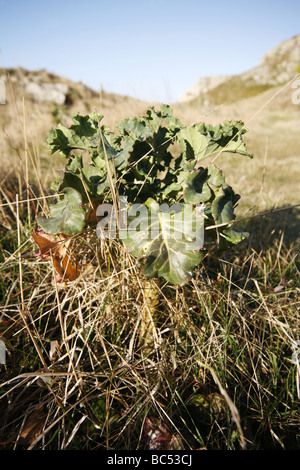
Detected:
left=187, top=75, right=275, bottom=107
left=0, top=69, right=299, bottom=451
left=175, top=82, right=300, bottom=219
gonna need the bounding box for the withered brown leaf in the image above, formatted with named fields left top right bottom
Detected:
left=19, top=404, right=46, bottom=446
left=141, top=417, right=183, bottom=450
left=32, top=229, right=80, bottom=283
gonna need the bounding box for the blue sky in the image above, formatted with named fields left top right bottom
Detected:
left=0, top=0, right=299, bottom=102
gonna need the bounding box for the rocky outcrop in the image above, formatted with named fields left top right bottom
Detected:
left=180, top=34, right=300, bottom=103
left=0, top=68, right=73, bottom=105
left=24, top=81, right=68, bottom=105
left=240, top=34, right=300, bottom=87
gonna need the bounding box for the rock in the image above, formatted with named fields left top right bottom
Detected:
left=241, top=34, right=300, bottom=86
left=25, top=81, right=68, bottom=105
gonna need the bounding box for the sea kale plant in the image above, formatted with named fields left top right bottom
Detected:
left=35, top=104, right=253, bottom=286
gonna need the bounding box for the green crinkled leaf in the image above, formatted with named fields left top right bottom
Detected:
left=122, top=198, right=205, bottom=285
left=178, top=127, right=209, bottom=161
left=206, top=164, right=229, bottom=188
left=144, top=105, right=183, bottom=141
left=52, top=169, right=86, bottom=201
left=183, top=168, right=212, bottom=204
left=81, top=165, right=110, bottom=196
left=114, top=136, right=135, bottom=170
left=51, top=155, right=86, bottom=198
left=177, top=120, right=253, bottom=162
left=182, top=163, right=248, bottom=246
left=47, top=113, right=104, bottom=157
left=211, top=186, right=235, bottom=224
left=117, top=117, right=152, bottom=141
left=221, top=227, right=249, bottom=245
left=65, top=155, right=83, bottom=172
left=183, top=164, right=229, bottom=205
left=161, top=182, right=183, bottom=201
left=51, top=154, right=108, bottom=202
left=94, top=133, right=122, bottom=166
left=37, top=188, right=86, bottom=236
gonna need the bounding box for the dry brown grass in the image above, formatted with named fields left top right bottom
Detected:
left=0, top=197, right=299, bottom=449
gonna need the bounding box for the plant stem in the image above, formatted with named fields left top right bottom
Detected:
left=140, top=278, right=160, bottom=355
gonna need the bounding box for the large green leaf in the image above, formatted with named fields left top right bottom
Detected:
left=37, top=188, right=86, bottom=236
left=211, top=186, right=235, bottom=224
left=122, top=198, right=205, bottom=285
left=51, top=155, right=86, bottom=197
left=183, top=168, right=212, bottom=204
left=177, top=120, right=253, bottom=162
left=47, top=113, right=104, bottom=157
left=113, top=136, right=135, bottom=171
left=221, top=227, right=249, bottom=245
left=81, top=165, right=110, bottom=196
left=182, top=164, right=248, bottom=246
left=117, top=117, right=153, bottom=141
left=183, top=164, right=230, bottom=205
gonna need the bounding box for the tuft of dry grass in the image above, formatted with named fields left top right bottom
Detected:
left=0, top=182, right=299, bottom=450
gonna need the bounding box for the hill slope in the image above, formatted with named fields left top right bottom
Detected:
left=0, top=67, right=149, bottom=187
left=180, top=34, right=300, bottom=105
